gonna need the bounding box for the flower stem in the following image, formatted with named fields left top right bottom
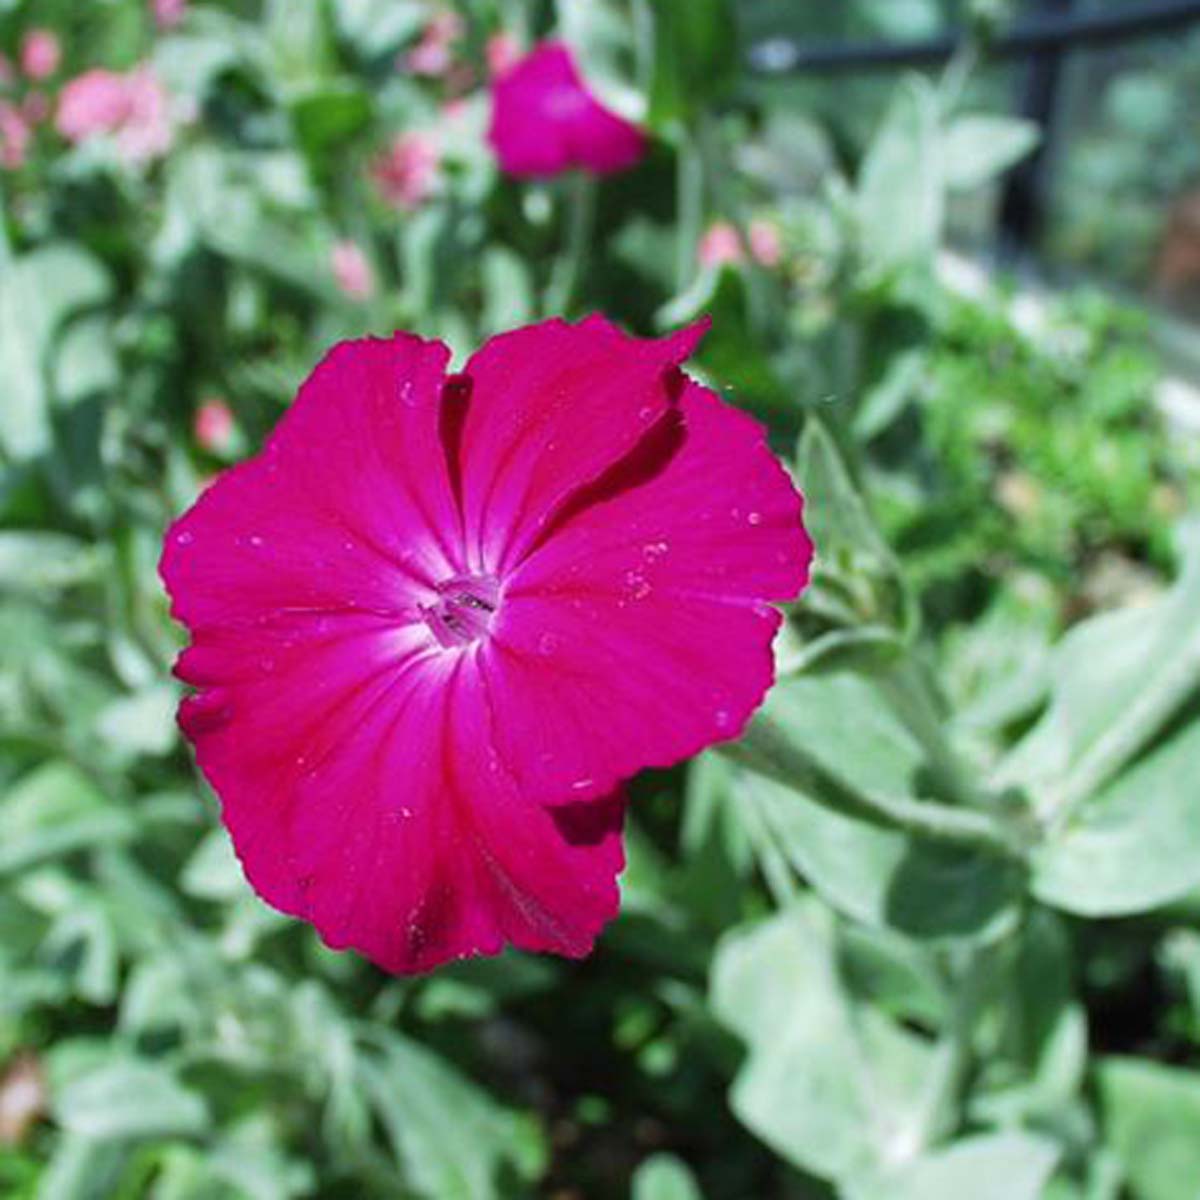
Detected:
left=674, top=133, right=704, bottom=293
left=547, top=170, right=596, bottom=316
left=729, top=713, right=1029, bottom=858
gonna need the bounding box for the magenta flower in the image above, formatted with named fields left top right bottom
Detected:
left=330, top=239, right=375, bottom=301
left=371, top=131, right=439, bottom=210
left=488, top=41, right=645, bottom=179
left=20, top=30, right=60, bottom=82
left=160, top=317, right=811, bottom=973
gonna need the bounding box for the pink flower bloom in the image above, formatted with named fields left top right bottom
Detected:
left=488, top=41, right=645, bottom=178
left=698, top=222, right=743, bottom=269
left=20, top=30, right=60, bottom=82
left=56, top=65, right=172, bottom=163
left=371, top=131, right=439, bottom=210
left=194, top=399, right=235, bottom=453
left=402, top=10, right=463, bottom=77
left=749, top=220, right=783, bottom=268
left=331, top=239, right=375, bottom=301
left=152, top=0, right=189, bottom=30
left=486, top=32, right=520, bottom=79
left=0, top=102, right=30, bottom=169
left=698, top=220, right=784, bottom=270
left=160, top=317, right=811, bottom=973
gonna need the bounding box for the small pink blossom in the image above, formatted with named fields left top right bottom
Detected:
left=56, top=65, right=172, bottom=163
left=152, top=0, right=189, bottom=30
left=698, top=220, right=784, bottom=270
left=194, top=399, right=235, bottom=453
left=22, top=92, right=49, bottom=125
left=331, top=239, right=375, bottom=301
left=749, top=220, right=783, bottom=268
left=20, top=31, right=61, bottom=82
left=160, top=316, right=812, bottom=973
left=371, top=131, right=439, bottom=210
left=698, top=223, right=742, bottom=269
left=402, top=10, right=463, bottom=77
left=486, top=32, right=520, bottom=79
left=488, top=41, right=645, bottom=178
left=0, top=102, right=30, bottom=169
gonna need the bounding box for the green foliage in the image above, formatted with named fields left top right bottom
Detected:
left=2, top=0, right=1199, bottom=1196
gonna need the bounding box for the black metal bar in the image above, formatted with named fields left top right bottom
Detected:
left=747, top=0, right=1200, bottom=75
left=998, top=0, right=1075, bottom=254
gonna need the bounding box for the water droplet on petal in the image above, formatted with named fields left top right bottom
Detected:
left=748, top=511, right=762, bottom=526
left=249, top=535, right=264, bottom=547
left=624, top=570, right=652, bottom=600
left=571, top=778, right=594, bottom=791
left=175, top=531, right=194, bottom=546
left=642, top=541, right=669, bottom=561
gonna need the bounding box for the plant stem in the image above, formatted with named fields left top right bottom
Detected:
left=729, top=713, right=1029, bottom=857
left=674, top=133, right=704, bottom=294
left=875, top=656, right=987, bottom=811
left=547, top=171, right=596, bottom=315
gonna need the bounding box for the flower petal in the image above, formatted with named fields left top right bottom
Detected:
left=483, top=377, right=812, bottom=804
left=182, top=640, right=624, bottom=972
left=161, top=333, right=462, bottom=631
left=455, top=315, right=706, bottom=575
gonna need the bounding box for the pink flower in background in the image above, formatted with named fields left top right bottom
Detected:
left=403, top=10, right=463, bottom=77
left=485, top=32, right=520, bottom=79
left=0, top=102, right=30, bottom=169
left=488, top=41, right=645, bottom=178
left=152, top=0, right=189, bottom=30
left=56, top=65, right=172, bottom=163
left=749, top=220, right=783, bottom=267
left=23, top=92, right=50, bottom=125
left=194, top=399, right=235, bottom=454
left=371, top=131, right=439, bottom=210
left=698, top=223, right=742, bottom=269
left=331, top=240, right=375, bottom=301
left=20, top=30, right=60, bottom=82
left=160, top=317, right=811, bottom=973
left=698, top=220, right=784, bottom=270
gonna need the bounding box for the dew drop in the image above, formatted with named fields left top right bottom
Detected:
left=624, top=570, right=652, bottom=600
left=571, top=778, right=594, bottom=791
left=748, top=511, right=762, bottom=526
left=249, top=534, right=264, bottom=547
left=642, top=540, right=669, bottom=561
left=538, top=632, right=560, bottom=656
left=637, top=405, right=655, bottom=421
left=715, top=708, right=731, bottom=730
left=175, top=531, right=194, bottom=546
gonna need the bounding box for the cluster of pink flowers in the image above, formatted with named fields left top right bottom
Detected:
left=371, top=131, right=440, bottom=210
left=698, top=220, right=784, bottom=271
left=0, top=29, right=62, bottom=169
left=403, top=10, right=463, bottom=77
left=56, top=65, right=172, bottom=164
left=161, top=317, right=812, bottom=973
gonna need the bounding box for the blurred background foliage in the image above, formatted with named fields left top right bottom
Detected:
left=2, top=0, right=1200, bottom=1197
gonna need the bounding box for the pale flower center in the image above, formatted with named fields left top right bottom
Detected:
left=422, top=574, right=500, bottom=649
